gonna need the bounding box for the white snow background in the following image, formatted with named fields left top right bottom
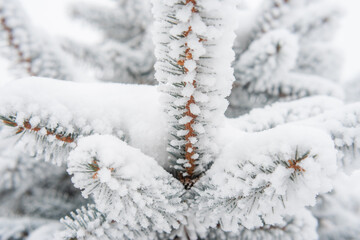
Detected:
left=0, top=0, right=359, bottom=84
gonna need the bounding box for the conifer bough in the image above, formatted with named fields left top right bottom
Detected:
left=153, top=0, right=237, bottom=187
left=0, top=0, right=358, bottom=239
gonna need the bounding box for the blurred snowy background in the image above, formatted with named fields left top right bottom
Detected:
left=0, top=0, right=359, bottom=85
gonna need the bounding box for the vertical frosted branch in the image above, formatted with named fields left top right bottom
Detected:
left=152, top=0, right=238, bottom=187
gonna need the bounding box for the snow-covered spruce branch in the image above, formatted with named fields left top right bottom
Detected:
left=0, top=114, right=77, bottom=165
left=167, top=210, right=318, bottom=240
left=204, top=210, right=317, bottom=240
left=59, top=204, right=170, bottom=240
left=58, top=204, right=108, bottom=240
left=0, top=78, right=188, bottom=237
left=228, top=0, right=344, bottom=116
left=193, top=125, right=336, bottom=232
left=63, top=135, right=187, bottom=239
left=62, top=38, right=156, bottom=85
left=153, top=0, right=238, bottom=187
left=0, top=0, right=74, bottom=80
left=250, top=0, right=295, bottom=41
left=0, top=78, right=167, bottom=165
left=233, top=30, right=299, bottom=94
left=60, top=39, right=104, bottom=69
left=228, top=72, right=343, bottom=116
left=251, top=0, right=341, bottom=43
left=249, top=0, right=343, bottom=80
left=228, top=28, right=343, bottom=116
left=292, top=1, right=343, bottom=80
left=228, top=96, right=344, bottom=132
left=70, top=0, right=152, bottom=42
left=229, top=99, right=360, bottom=172
left=299, top=104, right=360, bottom=172
left=65, top=0, right=156, bottom=85
left=285, top=1, right=342, bottom=43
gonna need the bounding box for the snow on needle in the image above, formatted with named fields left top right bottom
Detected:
left=89, top=159, right=115, bottom=180
left=287, top=149, right=310, bottom=172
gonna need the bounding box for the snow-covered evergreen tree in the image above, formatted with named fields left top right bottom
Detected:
left=65, top=0, right=344, bottom=117
left=0, top=0, right=359, bottom=239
